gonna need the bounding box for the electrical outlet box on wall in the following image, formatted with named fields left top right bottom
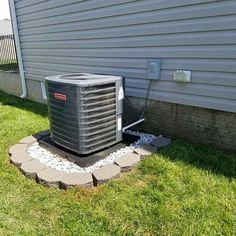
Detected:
left=173, top=70, right=191, bottom=82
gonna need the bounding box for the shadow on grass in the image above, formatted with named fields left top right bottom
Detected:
left=156, top=139, right=236, bottom=179
left=0, top=90, right=48, bottom=118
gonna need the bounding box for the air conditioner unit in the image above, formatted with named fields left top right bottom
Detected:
left=45, top=73, right=124, bottom=154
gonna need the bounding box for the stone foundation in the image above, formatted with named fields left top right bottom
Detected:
left=0, top=71, right=46, bottom=104
left=124, top=96, right=236, bottom=152
left=0, top=71, right=21, bottom=97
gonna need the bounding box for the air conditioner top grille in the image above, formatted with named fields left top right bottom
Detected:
left=46, top=73, right=123, bottom=86
left=60, top=73, right=91, bottom=80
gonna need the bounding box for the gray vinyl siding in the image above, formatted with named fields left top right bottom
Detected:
left=14, top=0, right=236, bottom=112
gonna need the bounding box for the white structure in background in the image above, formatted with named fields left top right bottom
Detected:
left=0, top=19, right=12, bottom=36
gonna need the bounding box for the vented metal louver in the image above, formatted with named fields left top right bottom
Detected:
left=45, top=73, right=124, bottom=154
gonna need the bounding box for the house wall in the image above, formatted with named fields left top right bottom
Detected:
left=13, top=0, right=236, bottom=112
left=4, top=0, right=236, bottom=152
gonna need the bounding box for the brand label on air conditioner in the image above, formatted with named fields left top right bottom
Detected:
left=54, top=93, right=67, bottom=101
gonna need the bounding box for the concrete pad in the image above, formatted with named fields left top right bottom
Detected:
left=39, top=133, right=139, bottom=168
left=37, top=168, right=65, bottom=188
left=60, top=173, right=93, bottom=189
left=150, top=136, right=171, bottom=148
left=34, top=130, right=50, bottom=140
left=114, top=152, right=140, bottom=172
left=38, top=130, right=50, bottom=139
left=19, top=135, right=37, bottom=145
left=9, top=143, right=28, bottom=156
left=134, top=144, right=157, bottom=158
left=10, top=152, right=32, bottom=167
left=92, top=164, right=121, bottom=186
left=20, top=159, right=46, bottom=180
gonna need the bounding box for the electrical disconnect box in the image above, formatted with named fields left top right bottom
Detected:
left=173, top=70, right=191, bottom=82
left=148, top=60, right=161, bottom=80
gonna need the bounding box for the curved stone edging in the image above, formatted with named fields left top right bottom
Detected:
left=8, top=132, right=167, bottom=189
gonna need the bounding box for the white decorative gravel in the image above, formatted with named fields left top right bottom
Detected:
left=27, top=130, right=157, bottom=174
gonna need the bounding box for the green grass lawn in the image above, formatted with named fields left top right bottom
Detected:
left=0, top=90, right=235, bottom=235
